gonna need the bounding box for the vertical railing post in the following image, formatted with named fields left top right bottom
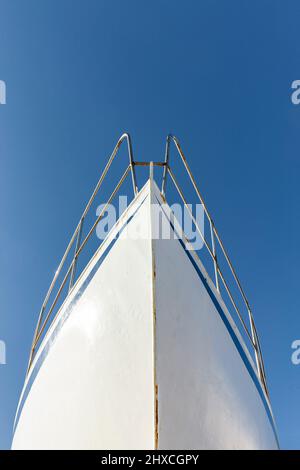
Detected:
left=26, top=302, right=46, bottom=374
left=210, top=220, right=219, bottom=292
left=69, top=217, right=84, bottom=292
left=161, top=136, right=170, bottom=196
left=126, top=134, right=138, bottom=196
left=149, top=161, right=154, bottom=180
left=248, top=310, right=266, bottom=390
left=249, top=313, right=260, bottom=371
left=250, top=316, right=269, bottom=397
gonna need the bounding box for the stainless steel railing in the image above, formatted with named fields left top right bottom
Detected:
left=26, top=133, right=269, bottom=399
left=162, top=135, right=268, bottom=396
left=27, top=133, right=136, bottom=373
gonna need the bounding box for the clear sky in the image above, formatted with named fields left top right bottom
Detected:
left=0, top=0, right=299, bottom=449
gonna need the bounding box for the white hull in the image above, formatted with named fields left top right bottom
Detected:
left=12, top=180, right=278, bottom=449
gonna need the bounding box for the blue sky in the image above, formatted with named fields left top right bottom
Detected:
left=0, top=0, right=299, bottom=449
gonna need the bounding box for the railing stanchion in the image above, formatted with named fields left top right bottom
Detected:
left=249, top=312, right=261, bottom=376
left=69, top=217, right=84, bottom=292
left=149, top=161, right=154, bottom=180
left=161, top=136, right=170, bottom=196
left=210, top=219, right=219, bottom=292
left=126, top=134, right=138, bottom=196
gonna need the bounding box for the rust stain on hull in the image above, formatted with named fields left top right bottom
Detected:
left=155, top=384, right=159, bottom=449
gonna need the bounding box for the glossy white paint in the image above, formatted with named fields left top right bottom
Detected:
left=12, top=180, right=278, bottom=449
left=151, top=184, right=278, bottom=449
left=12, top=184, right=155, bottom=450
